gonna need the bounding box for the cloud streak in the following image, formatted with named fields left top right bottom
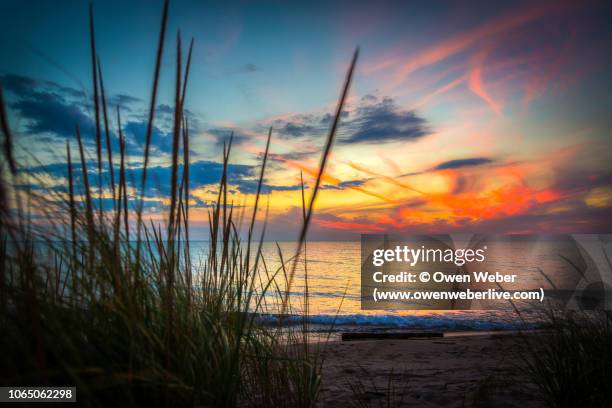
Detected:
left=468, top=48, right=502, bottom=115
left=433, top=157, right=494, bottom=171
left=371, top=0, right=560, bottom=88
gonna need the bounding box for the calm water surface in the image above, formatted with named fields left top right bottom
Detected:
left=189, top=240, right=565, bottom=331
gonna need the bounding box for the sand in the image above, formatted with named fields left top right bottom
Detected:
left=317, top=332, right=544, bottom=407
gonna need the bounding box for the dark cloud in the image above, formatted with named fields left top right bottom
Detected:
left=341, top=97, right=429, bottom=144
left=123, top=120, right=175, bottom=155
left=225, top=63, right=260, bottom=75
left=236, top=180, right=303, bottom=194
left=128, top=103, right=200, bottom=131
left=433, top=157, right=494, bottom=170
left=11, top=91, right=93, bottom=138
left=266, top=95, right=430, bottom=144
left=271, top=114, right=321, bottom=138
left=97, top=197, right=165, bottom=212
left=122, top=116, right=202, bottom=158
left=360, top=94, right=378, bottom=103
left=278, top=121, right=317, bottom=137
left=156, top=104, right=174, bottom=115
left=242, top=63, right=258, bottom=73
left=398, top=157, right=497, bottom=178
left=321, top=179, right=366, bottom=190
left=25, top=158, right=300, bottom=202
left=339, top=179, right=366, bottom=188
left=134, top=160, right=254, bottom=197
left=1, top=74, right=187, bottom=159
left=191, top=196, right=216, bottom=208
left=1, top=74, right=40, bottom=95
left=0, top=73, right=86, bottom=99
left=267, top=151, right=318, bottom=162
left=320, top=110, right=349, bottom=125
left=550, top=168, right=612, bottom=193
left=25, top=160, right=248, bottom=203
left=455, top=205, right=612, bottom=235
left=1, top=74, right=93, bottom=140
left=109, top=93, right=141, bottom=107
left=208, top=128, right=250, bottom=149
left=0, top=74, right=135, bottom=155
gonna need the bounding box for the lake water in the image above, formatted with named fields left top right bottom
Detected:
left=189, top=239, right=588, bottom=331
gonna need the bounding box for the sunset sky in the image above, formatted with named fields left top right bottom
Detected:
left=1, top=0, right=611, bottom=239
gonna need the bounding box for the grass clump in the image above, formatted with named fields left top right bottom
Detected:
left=0, top=0, right=358, bottom=406
left=516, top=310, right=612, bottom=408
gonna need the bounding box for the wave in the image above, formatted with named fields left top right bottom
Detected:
left=257, top=312, right=541, bottom=331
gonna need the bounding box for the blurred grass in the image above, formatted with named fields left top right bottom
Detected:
left=0, top=0, right=358, bottom=406
left=516, top=310, right=612, bottom=408
left=515, top=257, right=612, bottom=407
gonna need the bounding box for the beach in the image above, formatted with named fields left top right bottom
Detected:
left=2, top=0, right=611, bottom=405
left=317, top=332, right=544, bottom=407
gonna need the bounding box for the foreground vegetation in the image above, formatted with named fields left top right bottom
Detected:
left=2, top=2, right=610, bottom=407
left=0, top=1, right=358, bottom=406
left=516, top=310, right=612, bottom=408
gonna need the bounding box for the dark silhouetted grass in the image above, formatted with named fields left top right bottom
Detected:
left=516, top=310, right=612, bottom=408
left=0, top=1, right=359, bottom=406
left=513, top=258, right=612, bottom=407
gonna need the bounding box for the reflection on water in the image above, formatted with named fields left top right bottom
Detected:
left=189, top=240, right=572, bottom=330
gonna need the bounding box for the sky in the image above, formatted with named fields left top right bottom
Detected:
left=1, top=0, right=611, bottom=240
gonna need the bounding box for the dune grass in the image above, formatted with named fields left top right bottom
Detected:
left=0, top=0, right=359, bottom=406
left=515, top=310, right=612, bottom=408
left=511, top=255, right=612, bottom=407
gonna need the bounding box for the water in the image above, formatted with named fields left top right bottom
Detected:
left=188, top=240, right=566, bottom=332
left=33, top=237, right=598, bottom=331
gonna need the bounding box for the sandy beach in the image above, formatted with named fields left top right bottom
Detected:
left=318, top=332, right=544, bottom=407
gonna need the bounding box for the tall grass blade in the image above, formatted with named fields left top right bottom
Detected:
left=283, top=47, right=359, bottom=312
left=97, top=57, right=116, bottom=206
left=88, top=2, right=103, bottom=221
left=65, top=141, right=78, bottom=298
left=0, top=85, right=16, bottom=175
left=75, top=125, right=94, bottom=267
left=135, top=0, right=170, bottom=275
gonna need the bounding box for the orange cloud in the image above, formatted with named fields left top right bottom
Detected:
left=321, top=148, right=581, bottom=232
left=347, top=161, right=426, bottom=195
left=315, top=219, right=385, bottom=232
left=267, top=153, right=396, bottom=202
left=412, top=75, right=466, bottom=109
left=388, top=1, right=555, bottom=87
left=429, top=183, right=560, bottom=220
left=360, top=0, right=580, bottom=97
left=468, top=47, right=503, bottom=115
